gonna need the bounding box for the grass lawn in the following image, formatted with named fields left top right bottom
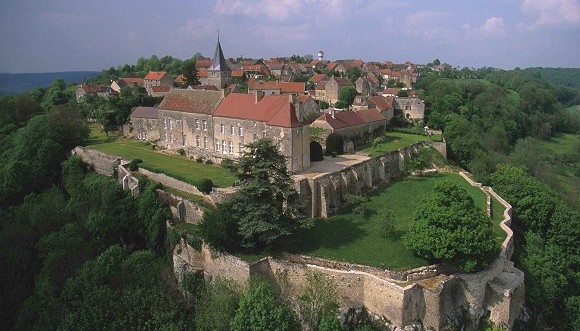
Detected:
left=85, top=124, right=236, bottom=188
left=360, top=132, right=430, bottom=157
left=290, top=172, right=506, bottom=270
left=539, top=132, right=579, bottom=203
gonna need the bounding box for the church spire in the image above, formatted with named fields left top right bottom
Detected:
left=209, top=36, right=229, bottom=72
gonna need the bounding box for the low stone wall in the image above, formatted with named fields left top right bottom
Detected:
left=156, top=189, right=206, bottom=224
left=138, top=168, right=205, bottom=196
left=118, top=164, right=139, bottom=196
left=175, top=171, right=524, bottom=330
left=72, top=146, right=121, bottom=176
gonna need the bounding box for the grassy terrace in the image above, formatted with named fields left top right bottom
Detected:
left=359, top=132, right=431, bottom=157
left=85, top=124, right=236, bottom=188
left=288, top=172, right=506, bottom=270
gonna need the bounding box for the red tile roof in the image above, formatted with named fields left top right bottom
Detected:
left=174, top=74, right=186, bottom=84
left=214, top=93, right=303, bottom=128
left=382, top=88, right=401, bottom=96
left=309, top=73, right=328, bottom=84
left=158, top=89, right=223, bottom=114
left=144, top=71, right=168, bottom=81
left=120, top=77, right=144, bottom=87
left=326, top=62, right=338, bottom=70
left=131, top=106, right=158, bottom=119
left=248, top=81, right=305, bottom=94
left=314, top=111, right=365, bottom=130
left=232, top=69, right=245, bottom=77
left=195, top=58, right=212, bottom=69
left=330, top=77, right=353, bottom=87
left=367, top=95, right=394, bottom=111
left=197, top=68, right=208, bottom=78
left=356, top=109, right=386, bottom=123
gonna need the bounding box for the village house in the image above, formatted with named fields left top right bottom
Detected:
left=143, top=71, right=173, bottom=96
left=129, top=106, right=160, bottom=141
left=366, top=95, right=395, bottom=121
left=324, top=76, right=354, bottom=105
left=393, top=97, right=425, bottom=121
left=110, top=77, right=144, bottom=94
left=248, top=81, right=305, bottom=96
left=76, top=83, right=115, bottom=102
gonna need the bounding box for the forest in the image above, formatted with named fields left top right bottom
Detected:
left=0, top=61, right=578, bottom=330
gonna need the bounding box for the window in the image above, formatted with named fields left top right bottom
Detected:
left=231, top=125, right=235, bottom=135
left=220, top=124, right=225, bottom=134
left=405, top=105, right=411, bottom=111
left=239, top=127, right=244, bottom=137
left=239, top=143, right=244, bottom=156
left=204, top=137, right=208, bottom=149
left=253, top=133, right=257, bottom=141
left=196, top=136, right=200, bottom=148
left=163, top=118, right=168, bottom=129
left=222, top=140, right=227, bottom=154
left=215, top=139, right=220, bottom=151
left=262, top=131, right=266, bottom=138
left=183, top=134, right=187, bottom=146
left=195, top=119, right=200, bottom=130
left=203, top=120, right=207, bottom=131
left=229, top=141, right=234, bottom=154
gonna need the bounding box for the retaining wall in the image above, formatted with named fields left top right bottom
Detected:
left=175, top=171, right=525, bottom=330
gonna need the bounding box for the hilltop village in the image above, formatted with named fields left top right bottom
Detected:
left=77, top=39, right=426, bottom=172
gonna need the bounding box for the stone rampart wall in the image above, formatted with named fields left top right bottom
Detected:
left=72, top=146, right=120, bottom=176
left=156, top=189, right=206, bottom=224
left=118, top=164, right=139, bottom=196
left=299, top=143, right=423, bottom=218
left=138, top=167, right=205, bottom=196
left=175, top=171, right=524, bottom=330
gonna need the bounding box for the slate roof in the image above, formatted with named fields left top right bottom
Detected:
left=248, top=82, right=305, bottom=94
left=131, top=106, right=158, bottom=119
left=158, top=89, right=223, bottom=114
left=208, top=39, right=230, bottom=71
left=214, top=93, right=303, bottom=128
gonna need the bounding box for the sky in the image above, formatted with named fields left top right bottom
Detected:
left=0, top=0, right=579, bottom=73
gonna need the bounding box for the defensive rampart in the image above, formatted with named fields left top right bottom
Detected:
left=174, top=171, right=524, bottom=330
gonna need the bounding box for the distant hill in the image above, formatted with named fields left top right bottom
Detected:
left=522, top=67, right=580, bottom=91
left=0, top=71, right=100, bottom=95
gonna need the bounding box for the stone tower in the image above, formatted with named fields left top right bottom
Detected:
left=207, top=38, right=231, bottom=89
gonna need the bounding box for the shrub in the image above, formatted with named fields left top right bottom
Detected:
left=345, top=194, right=368, bottom=216
left=376, top=207, right=395, bottom=238
left=177, top=148, right=185, bottom=156
left=334, top=100, right=348, bottom=109
left=221, top=158, right=238, bottom=173
left=372, top=136, right=384, bottom=148
left=196, top=156, right=204, bottom=163
left=326, top=132, right=343, bottom=155
left=310, top=141, right=324, bottom=162
left=195, top=178, right=213, bottom=194
left=128, top=158, right=143, bottom=171
left=204, top=159, right=213, bottom=165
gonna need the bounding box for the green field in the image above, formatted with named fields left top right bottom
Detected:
left=290, top=172, right=506, bottom=270
left=360, top=132, right=430, bottom=157
left=86, top=124, right=236, bottom=188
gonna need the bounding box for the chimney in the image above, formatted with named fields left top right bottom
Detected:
left=331, top=108, right=336, bottom=119
left=255, top=90, right=264, bottom=103
left=222, top=87, right=230, bottom=98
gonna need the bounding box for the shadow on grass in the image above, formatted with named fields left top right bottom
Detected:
left=286, top=215, right=367, bottom=254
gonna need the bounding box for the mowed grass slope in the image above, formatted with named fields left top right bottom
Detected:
left=292, top=172, right=506, bottom=270
left=85, top=124, right=236, bottom=187
left=360, top=132, right=430, bottom=157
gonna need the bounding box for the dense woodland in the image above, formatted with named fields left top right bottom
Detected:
left=0, top=61, right=579, bottom=330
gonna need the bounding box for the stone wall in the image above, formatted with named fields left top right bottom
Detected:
left=117, top=164, right=139, bottom=196
left=72, top=146, right=121, bottom=176
left=156, top=189, right=206, bottom=224
left=138, top=167, right=205, bottom=196
left=175, top=171, right=525, bottom=330
left=298, top=143, right=421, bottom=218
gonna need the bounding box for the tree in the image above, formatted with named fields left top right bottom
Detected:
left=338, top=87, right=358, bottom=106
left=195, top=279, right=241, bottom=331
left=404, top=180, right=497, bottom=272
left=182, top=58, right=200, bottom=87
left=347, top=67, right=362, bottom=83
left=376, top=207, right=395, bottom=238
left=396, top=90, right=409, bottom=97
left=231, top=279, right=298, bottom=331
left=229, top=138, right=307, bottom=249
left=297, top=271, right=339, bottom=330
